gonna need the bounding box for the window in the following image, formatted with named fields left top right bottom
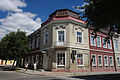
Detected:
left=102, top=38, right=107, bottom=48
left=36, top=55, right=39, bottom=64
left=104, top=55, right=108, bottom=66
left=36, top=37, right=40, bottom=48
left=115, top=40, right=119, bottom=50
left=91, top=35, right=96, bottom=46
left=97, top=37, right=101, bottom=47
left=58, top=31, right=64, bottom=42
left=32, top=39, right=35, bottom=49
left=29, top=41, right=31, bottom=49
left=109, top=56, right=113, bottom=66
left=91, top=54, right=97, bottom=66
left=57, top=52, right=65, bottom=66
left=108, top=40, right=112, bottom=49
left=117, top=57, right=120, bottom=66
left=98, top=55, right=102, bottom=66
left=32, top=56, right=34, bottom=65
left=77, top=32, right=82, bottom=43
left=77, top=54, right=84, bottom=66
left=43, top=33, right=48, bottom=45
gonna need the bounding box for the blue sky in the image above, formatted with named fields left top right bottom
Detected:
left=0, top=0, right=84, bottom=39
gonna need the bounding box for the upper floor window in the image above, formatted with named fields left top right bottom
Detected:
left=77, top=54, right=84, bottom=66
left=43, top=33, right=48, bottom=45
left=91, top=35, right=96, bottom=46
left=58, top=31, right=64, bottom=42
left=109, top=56, right=113, bottom=66
left=102, top=38, right=107, bottom=48
left=29, top=41, right=31, bottom=49
left=97, top=37, right=101, bottom=47
left=104, top=55, right=108, bottom=66
left=91, top=54, right=97, bottom=66
left=32, top=39, right=35, bottom=49
left=108, top=40, right=112, bottom=49
left=115, top=40, right=119, bottom=50
left=77, top=32, right=82, bottom=43
left=36, top=37, right=40, bottom=48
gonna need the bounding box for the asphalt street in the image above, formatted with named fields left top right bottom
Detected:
left=1, top=71, right=120, bottom=80
left=0, top=71, right=68, bottom=80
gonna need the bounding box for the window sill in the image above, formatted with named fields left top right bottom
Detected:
left=57, top=65, right=65, bottom=67
left=77, top=65, right=84, bottom=66
left=91, top=45, right=96, bottom=47
left=76, top=42, right=84, bottom=44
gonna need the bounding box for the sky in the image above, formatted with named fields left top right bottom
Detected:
left=0, top=0, right=84, bottom=39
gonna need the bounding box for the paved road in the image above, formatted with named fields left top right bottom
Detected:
left=0, top=71, right=69, bottom=80
left=1, top=71, right=120, bottom=80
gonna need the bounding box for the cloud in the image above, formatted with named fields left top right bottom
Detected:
left=0, top=0, right=27, bottom=12
left=0, top=12, right=41, bottom=39
left=0, top=0, right=42, bottom=39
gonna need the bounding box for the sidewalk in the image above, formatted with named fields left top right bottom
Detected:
left=17, top=68, right=120, bottom=77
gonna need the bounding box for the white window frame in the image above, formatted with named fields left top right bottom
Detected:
left=56, top=51, right=66, bottom=66
left=77, top=54, right=84, bottom=66
left=98, top=55, right=103, bottom=66
left=104, top=55, right=108, bottom=66
left=91, top=54, right=97, bottom=66
left=109, top=56, right=113, bottom=66
left=115, top=40, right=119, bottom=50
left=108, top=40, right=112, bottom=49
left=117, top=56, right=120, bottom=66
left=102, top=38, right=107, bottom=48
left=90, top=35, right=96, bottom=46
left=76, top=31, right=83, bottom=44
left=57, top=30, right=66, bottom=42
left=97, top=36, right=101, bottom=47
left=43, top=33, right=48, bottom=45
left=36, top=37, right=40, bottom=48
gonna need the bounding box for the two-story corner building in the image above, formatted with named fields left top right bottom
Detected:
left=89, top=29, right=116, bottom=72
left=27, top=9, right=90, bottom=72
left=113, top=34, right=120, bottom=71
left=40, top=9, right=90, bottom=72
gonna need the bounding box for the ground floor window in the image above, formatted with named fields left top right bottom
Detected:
left=104, top=55, right=108, bottom=66
left=109, top=56, right=113, bottom=66
left=98, top=55, right=103, bottom=66
left=77, top=54, right=84, bottom=66
left=36, top=55, right=39, bottom=64
left=91, top=54, right=97, bottom=66
left=117, top=57, right=120, bottom=66
left=57, top=51, right=65, bottom=66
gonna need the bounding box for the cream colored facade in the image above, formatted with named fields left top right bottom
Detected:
left=113, top=36, right=120, bottom=71
left=39, top=20, right=90, bottom=71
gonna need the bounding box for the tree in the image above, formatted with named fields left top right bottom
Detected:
left=0, top=30, right=29, bottom=65
left=75, top=0, right=120, bottom=36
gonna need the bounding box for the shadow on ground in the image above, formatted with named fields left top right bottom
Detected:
left=0, top=66, right=19, bottom=71
left=70, top=73, right=120, bottom=80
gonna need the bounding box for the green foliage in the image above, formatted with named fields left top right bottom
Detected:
left=0, top=30, right=29, bottom=60
left=76, top=0, right=120, bottom=35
